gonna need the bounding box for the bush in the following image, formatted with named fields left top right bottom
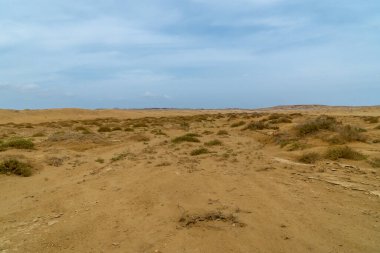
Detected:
left=375, top=125, right=380, bottom=130
left=296, top=115, right=339, bottom=136
left=190, top=148, right=209, bottom=156
left=244, top=121, right=277, bottom=130
left=217, top=130, right=229, bottom=135
left=172, top=133, right=201, bottom=143
left=369, top=158, right=380, bottom=168
left=98, top=126, right=112, bottom=132
left=268, top=117, right=292, bottom=124
left=298, top=152, right=320, bottom=164
left=230, top=121, right=245, bottom=128
left=4, top=138, right=35, bottom=149
left=32, top=132, right=45, bottom=137
left=204, top=139, right=222, bottom=146
left=325, top=146, right=366, bottom=160
left=363, top=116, right=379, bottom=124
left=0, top=159, right=33, bottom=177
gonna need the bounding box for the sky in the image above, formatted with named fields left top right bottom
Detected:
left=0, top=0, right=379, bottom=109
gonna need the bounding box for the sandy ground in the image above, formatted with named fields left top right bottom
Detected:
left=0, top=106, right=379, bottom=253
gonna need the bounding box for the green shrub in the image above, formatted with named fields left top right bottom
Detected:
left=296, top=115, right=339, bottom=136
left=190, top=148, right=209, bottom=156
left=0, top=159, right=33, bottom=177
left=172, top=133, right=201, bottom=143
left=298, top=152, right=320, bottom=164
left=5, top=138, right=35, bottom=149
left=204, top=139, right=222, bottom=146
left=325, top=146, right=366, bottom=160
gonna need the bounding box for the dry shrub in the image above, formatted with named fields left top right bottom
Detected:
left=190, top=148, right=209, bottom=156
left=325, top=146, right=366, bottom=160
left=204, top=139, right=222, bottom=146
left=172, top=133, right=201, bottom=143
left=298, top=152, right=320, bottom=164
left=231, top=121, right=245, bottom=128
left=296, top=115, right=339, bottom=136
left=2, top=138, right=35, bottom=150
left=217, top=130, right=229, bottom=135
left=244, top=121, right=278, bottom=131
left=0, top=158, right=33, bottom=177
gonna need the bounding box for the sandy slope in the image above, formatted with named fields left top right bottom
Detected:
left=0, top=107, right=379, bottom=253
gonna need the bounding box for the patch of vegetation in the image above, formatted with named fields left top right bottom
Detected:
left=217, top=130, right=229, bottom=135
left=375, top=125, right=380, bottom=130
left=298, top=152, right=320, bottom=164
left=111, top=153, right=128, bottom=162
left=268, top=117, right=292, bottom=124
left=151, top=129, right=167, bottom=136
left=244, top=121, right=278, bottom=130
left=373, top=139, right=380, bottom=144
left=202, top=130, right=213, bottom=135
left=98, top=126, right=112, bottom=132
left=129, top=134, right=150, bottom=142
left=287, top=141, right=308, bottom=151
left=204, top=139, right=223, bottom=146
left=75, top=126, right=88, bottom=131
left=231, top=121, right=245, bottom=128
left=325, top=146, right=366, bottom=161
left=190, top=148, right=210, bottom=156
left=124, top=127, right=134, bottom=132
left=172, top=133, right=201, bottom=143
left=2, top=138, right=35, bottom=150
left=296, top=115, right=339, bottom=136
left=46, top=157, right=64, bottom=167
left=368, top=158, right=380, bottom=168
left=0, top=158, right=33, bottom=177
left=32, top=132, right=45, bottom=137
left=327, top=125, right=367, bottom=144
left=156, top=161, right=171, bottom=167
left=95, top=158, right=105, bottom=164
left=133, top=123, right=148, bottom=128
left=363, top=116, right=379, bottom=124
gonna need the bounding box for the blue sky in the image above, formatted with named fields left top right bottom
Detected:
left=0, top=0, right=379, bottom=109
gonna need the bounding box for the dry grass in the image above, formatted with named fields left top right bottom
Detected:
left=231, top=121, right=245, bottom=128
left=217, top=130, right=229, bottom=135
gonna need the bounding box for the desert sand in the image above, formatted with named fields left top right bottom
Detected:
left=0, top=106, right=379, bottom=253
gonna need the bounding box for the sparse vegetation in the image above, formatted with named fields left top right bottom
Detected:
left=204, top=139, right=222, bottom=146
left=363, top=116, right=379, bottom=124
left=325, top=146, right=366, bottom=160
left=2, top=138, right=35, bottom=150
left=231, top=121, right=245, bottom=128
left=0, top=158, right=33, bottom=177
left=32, top=132, right=45, bottom=137
left=172, top=133, right=201, bottom=143
left=244, top=121, right=277, bottom=130
left=98, top=126, right=112, bottom=132
left=190, top=148, right=209, bottom=156
left=298, top=152, right=320, bottom=164
left=369, top=158, right=380, bottom=168
left=296, top=115, right=339, bottom=136
left=95, top=158, right=105, bottom=164
left=327, top=125, right=367, bottom=144
left=217, top=130, right=229, bottom=135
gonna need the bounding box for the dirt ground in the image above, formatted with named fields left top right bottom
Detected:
left=0, top=106, right=379, bottom=253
